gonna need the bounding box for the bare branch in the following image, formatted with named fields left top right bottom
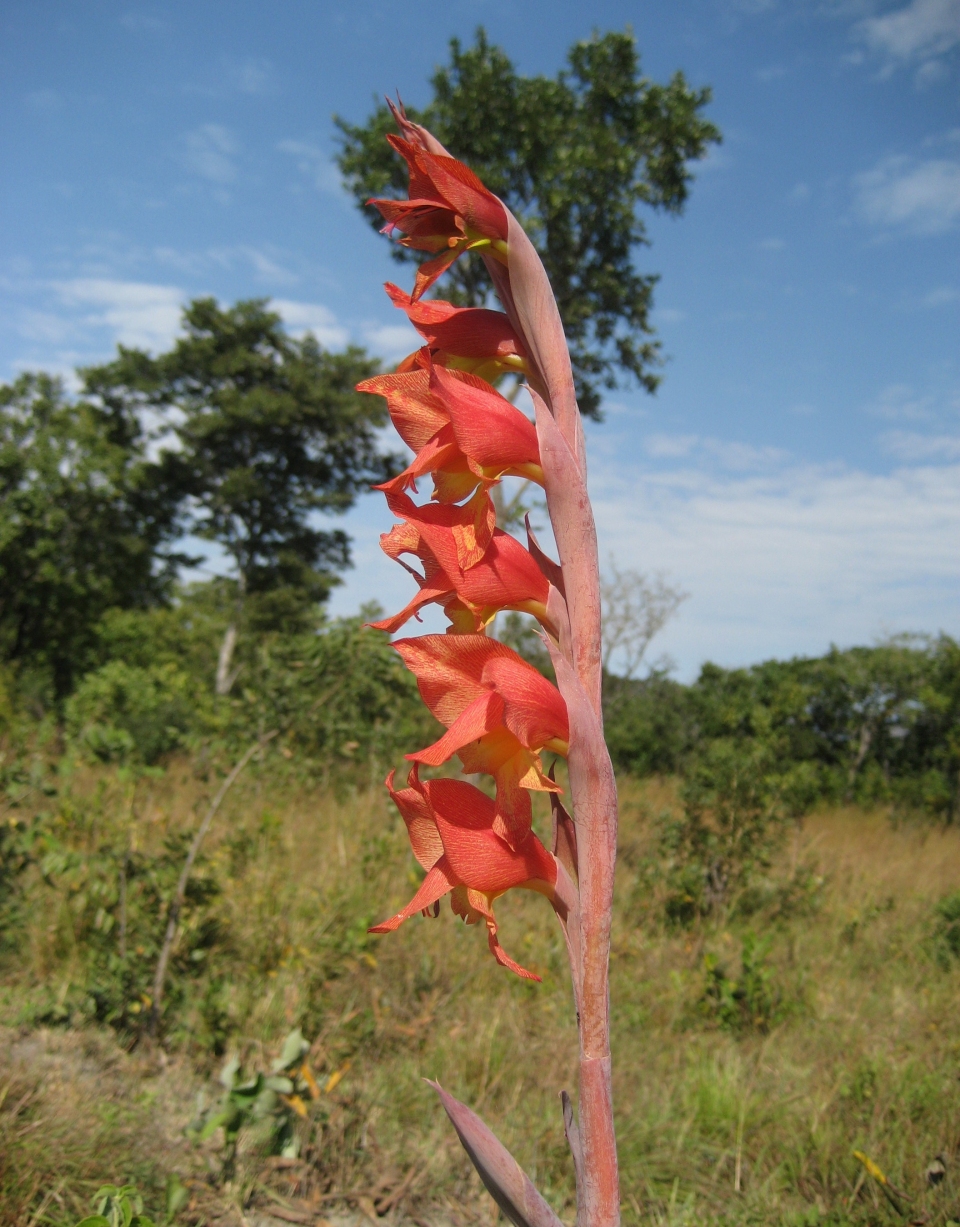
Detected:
left=600, top=557, right=687, bottom=678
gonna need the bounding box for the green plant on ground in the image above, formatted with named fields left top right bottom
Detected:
left=75, top=1183, right=154, bottom=1227
left=187, top=1027, right=320, bottom=1180
left=932, top=889, right=960, bottom=967
left=3, top=776, right=960, bottom=1225
left=698, top=932, right=787, bottom=1034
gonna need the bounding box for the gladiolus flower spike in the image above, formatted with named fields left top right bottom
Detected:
left=357, top=104, right=622, bottom=1226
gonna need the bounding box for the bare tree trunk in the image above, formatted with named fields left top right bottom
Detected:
left=215, top=571, right=247, bottom=695
left=215, top=623, right=238, bottom=695
left=846, top=722, right=875, bottom=798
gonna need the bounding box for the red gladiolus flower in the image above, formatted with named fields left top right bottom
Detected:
left=393, top=634, right=568, bottom=847
left=369, top=138, right=508, bottom=300
left=370, top=766, right=558, bottom=980
left=384, top=283, right=529, bottom=383
left=358, top=362, right=543, bottom=503
left=368, top=489, right=555, bottom=637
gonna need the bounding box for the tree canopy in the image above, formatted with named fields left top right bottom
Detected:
left=1, top=300, right=395, bottom=703
left=82, top=298, right=395, bottom=617
left=0, top=372, right=184, bottom=700
left=336, top=28, right=721, bottom=418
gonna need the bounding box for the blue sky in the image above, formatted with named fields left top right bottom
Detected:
left=2, top=0, right=958, bottom=677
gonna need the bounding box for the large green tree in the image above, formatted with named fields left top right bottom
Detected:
left=336, top=28, right=720, bottom=419
left=0, top=372, right=184, bottom=701
left=82, top=298, right=395, bottom=692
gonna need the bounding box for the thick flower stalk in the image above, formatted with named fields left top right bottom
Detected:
left=359, top=103, right=620, bottom=1227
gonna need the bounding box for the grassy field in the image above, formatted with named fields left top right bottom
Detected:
left=1, top=763, right=959, bottom=1227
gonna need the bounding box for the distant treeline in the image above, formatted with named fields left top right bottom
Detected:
left=2, top=354, right=957, bottom=818
left=604, top=637, right=960, bottom=820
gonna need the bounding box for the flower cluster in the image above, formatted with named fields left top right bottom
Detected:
left=354, top=101, right=621, bottom=1223
left=360, top=123, right=575, bottom=981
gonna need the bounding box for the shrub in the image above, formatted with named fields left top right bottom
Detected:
left=698, top=932, right=785, bottom=1034
left=65, top=661, right=198, bottom=765
left=655, top=739, right=790, bottom=925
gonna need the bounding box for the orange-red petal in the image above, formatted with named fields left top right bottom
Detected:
left=368, top=859, right=456, bottom=932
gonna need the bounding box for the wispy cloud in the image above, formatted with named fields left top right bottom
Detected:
left=866, top=381, right=938, bottom=421
left=277, top=139, right=344, bottom=195
left=854, top=153, right=960, bottom=232
left=644, top=433, right=788, bottom=470
left=181, top=124, right=238, bottom=185
left=881, top=429, right=960, bottom=459
left=921, top=285, right=960, bottom=305
left=225, top=56, right=274, bottom=96
left=360, top=321, right=421, bottom=360
left=51, top=279, right=184, bottom=353
left=858, top=0, right=960, bottom=74
left=330, top=448, right=960, bottom=677
left=272, top=300, right=349, bottom=349
left=183, top=56, right=276, bottom=99
left=208, top=246, right=299, bottom=286
left=589, top=452, right=960, bottom=673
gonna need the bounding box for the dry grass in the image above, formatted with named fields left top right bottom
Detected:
left=2, top=767, right=960, bottom=1226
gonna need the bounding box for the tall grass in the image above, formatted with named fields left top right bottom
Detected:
left=2, top=764, right=959, bottom=1225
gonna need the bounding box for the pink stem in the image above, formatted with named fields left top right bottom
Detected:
left=519, top=328, right=619, bottom=1227
left=386, top=112, right=621, bottom=1223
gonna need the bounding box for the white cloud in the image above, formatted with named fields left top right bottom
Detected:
left=859, top=0, right=960, bottom=62
left=183, top=56, right=276, bottom=99
left=644, top=433, right=787, bottom=470
left=880, top=429, right=960, bottom=459
left=645, top=433, right=700, bottom=459
left=51, top=279, right=183, bottom=352
left=272, top=300, right=349, bottom=349
left=181, top=124, right=238, bottom=185
left=360, top=322, right=421, bottom=360
left=855, top=154, right=960, bottom=232
left=758, top=236, right=786, bottom=250
left=17, top=309, right=80, bottom=345
left=921, top=285, right=960, bottom=305
left=866, top=382, right=937, bottom=421
left=238, top=248, right=298, bottom=286
left=588, top=454, right=960, bottom=674
left=277, top=139, right=344, bottom=195
left=227, top=57, right=273, bottom=96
